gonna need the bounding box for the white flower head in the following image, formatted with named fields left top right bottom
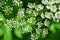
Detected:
left=43, top=28, right=48, bottom=34
left=45, top=12, right=53, bottom=19
left=33, top=10, right=38, bottom=16
left=27, top=17, right=36, bottom=24
left=46, top=5, right=57, bottom=12
left=3, top=6, right=13, bottom=15
left=48, top=0, right=55, bottom=5
left=44, top=19, right=50, bottom=27
left=36, top=28, right=42, bottom=34
left=20, top=19, right=26, bottom=26
left=55, top=11, right=60, bottom=19
left=5, top=18, right=19, bottom=29
left=55, top=0, right=60, bottom=3
left=50, top=5, right=57, bottom=12
left=27, top=3, right=35, bottom=9
left=13, top=0, right=23, bottom=7
left=17, top=8, right=25, bottom=19
left=35, top=4, right=44, bottom=11
left=26, top=8, right=33, bottom=14
left=31, top=33, right=36, bottom=40
left=22, top=26, right=32, bottom=34
left=53, top=17, right=60, bottom=22
left=42, top=0, right=48, bottom=5
left=0, top=1, right=6, bottom=9
left=37, top=21, right=43, bottom=28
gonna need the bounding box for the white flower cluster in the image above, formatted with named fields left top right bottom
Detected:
left=46, top=5, right=57, bottom=12
left=27, top=17, right=36, bottom=24
left=42, top=0, right=60, bottom=5
left=22, top=26, right=32, bottom=34
left=31, top=33, right=37, bottom=40
left=53, top=11, right=60, bottom=22
left=27, top=3, right=35, bottom=9
left=37, top=21, right=43, bottom=28
left=19, top=19, right=26, bottom=26
left=43, top=28, right=48, bottom=34
left=26, top=8, right=33, bottom=14
left=44, top=19, right=50, bottom=27
left=5, top=18, right=19, bottom=29
left=26, top=8, right=38, bottom=17
left=35, top=4, right=44, bottom=11
left=36, top=28, right=42, bottom=34
left=31, top=26, right=48, bottom=40
left=1, top=0, right=60, bottom=40
left=40, top=11, right=60, bottom=22
left=0, top=1, right=5, bottom=9
left=27, top=3, right=44, bottom=11
left=3, top=6, right=13, bottom=15
left=0, top=0, right=9, bottom=9
left=12, top=0, right=23, bottom=7
left=45, top=12, right=53, bottom=19
left=17, top=8, right=25, bottom=19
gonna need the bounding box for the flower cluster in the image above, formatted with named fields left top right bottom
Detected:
left=3, top=6, right=13, bottom=15
left=12, top=0, right=23, bottom=7
left=5, top=18, right=19, bottom=29
left=0, top=0, right=60, bottom=40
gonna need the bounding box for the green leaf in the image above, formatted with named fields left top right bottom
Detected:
left=42, top=34, right=47, bottom=38
left=4, top=26, right=12, bottom=40
left=55, top=23, right=60, bottom=30
left=49, top=23, right=56, bottom=33
left=0, top=12, right=5, bottom=23
left=0, top=26, right=4, bottom=36
left=14, top=28, right=23, bottom=39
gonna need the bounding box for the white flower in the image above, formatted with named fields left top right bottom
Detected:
left=35, top=4, right=44, bottom=11
left=0, top=1, right=5, bottom=9
left=31, top=33, right=36, bottom=40
left=22, top=26, right=32, bottom=34
left=5, top=18, right=19, bottom=29
left=43, top=28, right=48, bottom=34
left=44, top=19, right=50, bottom=27
left=27, top=17, right=36, bottom=24
left=46, top=5, right=51, bottom=9
left=45, top=12, right=53, bottom=19
left=50, top=5, right=57, bottom=12
left=17, top=8, right=25, bottom=19
left=55, top=11, right=60, bottom=19
left=37, top=21, right=43, bottom=28
left=36, top=28, right=42, bottom=34
left=27, top=3, right=35, bottom=9
left=13, top=0, right=23, bottom=7
left=42, top=0, right=48, bottom=5
left=53, top=16, right=60, bottom=22
left=46, top=5, right=57, bottom=12
left=26, top=8, right=33, bottom=14
left=48, top=0, right=55, bottom=5
left=3, top=6, right=13, bottom=15
left=19, top=19, right=26, bottom=26
left=55, top=0, right=60, bottom=3
left=33, top=10, right=38, bottom=16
